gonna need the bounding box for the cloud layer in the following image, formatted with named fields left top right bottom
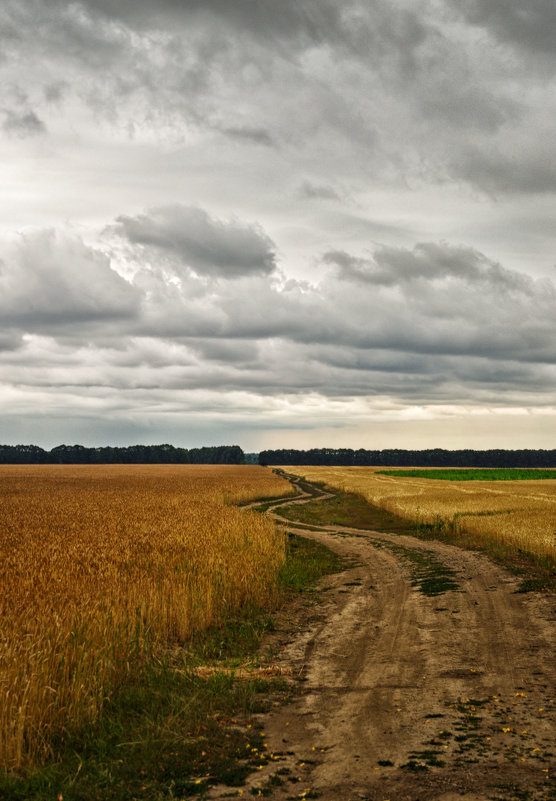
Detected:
left=0, top=1, right=555, bottom=447
left=0, top=211, right=554, bottom=442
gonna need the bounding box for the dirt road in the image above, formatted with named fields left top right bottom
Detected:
left=238, top=479, right=556, bottom=801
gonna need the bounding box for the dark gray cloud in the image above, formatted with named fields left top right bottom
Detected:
left=0, top=330, right=23, bottom=352
left=190, top=338, right=260, bottom=365
left=44, top=0, right=428, bottom=69
left=452, top=0, right=556, bottom=59
left=454, top=144, right=556, bottom=195
left=77, top=0, right=345, bottom=45
left=299, top=181, right=342, bottom=201
left=0, top=231, right=140, bottom=327
left=324, top=243, right=535, bottom=292
left=115, top=205, right=277, bottom=278
left=1, top=85, right=47, bottom=137
left=0, top=226, right=554, bottom=446
left=419, top=81, right=516, bottom=134
left=1, top=109, right=46, bottom=137
left=5, top=226, right=554, bottom=370
left=3, top=0, right=553, bottom=196
left=219, top=125, right=275, bottom=147
left=43, top=82, right=67, bottom=104
left=96, top=234, right=556, bottom=387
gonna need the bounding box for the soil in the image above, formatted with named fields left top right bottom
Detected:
left=216, top=480, right=556, bottom=801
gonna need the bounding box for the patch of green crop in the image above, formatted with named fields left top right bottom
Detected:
left=377, top=469, right=556, bottom=481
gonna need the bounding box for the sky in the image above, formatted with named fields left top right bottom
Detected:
left=1, top=0, right=555, bottom=451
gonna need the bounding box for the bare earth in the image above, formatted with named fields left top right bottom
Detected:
left=223, top=484, right=556, bottom=800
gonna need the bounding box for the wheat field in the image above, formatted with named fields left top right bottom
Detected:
left=283, top=466, right=556, bottom=566
left=0, top=464, right=292, bottom=772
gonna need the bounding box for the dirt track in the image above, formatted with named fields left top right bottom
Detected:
left=235, top=479, right=556, bottom=801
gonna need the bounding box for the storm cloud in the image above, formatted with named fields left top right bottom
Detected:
left=0, top=0, right=554, bottom=448
left=0, top=231, right=139, bottom=329
left=115, top=205, right=277, bottom=278
left=1, top=226, right=553, bottom=403
left=452, top=0, right=556, bottom=58
left=1, top=109, right=46, bottom=137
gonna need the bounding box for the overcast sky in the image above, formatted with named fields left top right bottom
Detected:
left=1, top=0, right=555, bottom=451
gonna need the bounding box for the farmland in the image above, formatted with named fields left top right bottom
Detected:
left=0, top=464, right=293, bottom=773
left=378, top=468, right=556, bottom=481
left=2, top=465, right=555, bottom=801
left=281, top=466, right=556, bottom=568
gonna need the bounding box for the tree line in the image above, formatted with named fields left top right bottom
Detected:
left=258, top=448, right=556, bottom=467
left=0, top=443, right=245, bottom=464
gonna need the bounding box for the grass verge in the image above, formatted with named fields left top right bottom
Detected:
left=278, top=491, right=414, bottom=534
left=0, top=536, right=344, bottom=801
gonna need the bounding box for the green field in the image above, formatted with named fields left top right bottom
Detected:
left=377, top=468, right=556, bottom=481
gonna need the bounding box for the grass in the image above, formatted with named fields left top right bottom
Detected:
left=279, top=532, right=346, bottom=593
left=377, top=469, right=556, bottom=481
left=2, top=662, right=268, bottom=800
left=0, top=533, right=344, bottom=800
left=277, top=491, right=414, bottom=534
left=1, top=652, right=274, bottom=800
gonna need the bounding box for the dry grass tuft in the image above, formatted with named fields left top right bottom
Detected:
left=191, top=664, right=294, bottom=681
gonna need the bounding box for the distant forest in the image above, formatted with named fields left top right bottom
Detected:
left=258, top=448, right=556, bottom=467
left=4, top=444, right=555, bottom=467
left=0, top=444, right=245, bottom=464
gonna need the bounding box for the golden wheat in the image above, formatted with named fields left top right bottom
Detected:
left=0, top=464, right=292, bottom=771
left=283, top=466, right=556, bottom=565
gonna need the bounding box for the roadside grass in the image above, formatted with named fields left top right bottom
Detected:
left=277, top=489, right=555, bottom=593
left=377, top=468, right=556, bottom=481
left=0, top=535, right=344, bottom=801
left=279, top=531, right=346, bottom=593
left=277, top=491, right=415, bottom=534
left=2, top=662, right=271, bottom=801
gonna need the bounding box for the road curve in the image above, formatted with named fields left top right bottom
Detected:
left=229, top=476, right=556, bottom=800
